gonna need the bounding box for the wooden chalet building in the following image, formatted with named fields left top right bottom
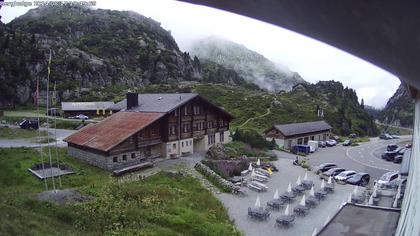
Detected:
left=64, top=93, right=233, bottom=171
left=264, top=121, right=332, bottom=150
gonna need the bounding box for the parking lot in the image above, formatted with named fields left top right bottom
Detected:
left=217, top=158, right=355, bottom=236
left=273, top=136, right=411, bottom=180
left=216, top=136, right=412, bottom=236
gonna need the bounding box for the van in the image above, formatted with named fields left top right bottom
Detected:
left=308, top=140, right=319, bottom=152
left=292, top=145, right=310, bottom=154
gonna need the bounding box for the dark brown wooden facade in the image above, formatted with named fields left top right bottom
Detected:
left=108, top=97, right=231, bottom=156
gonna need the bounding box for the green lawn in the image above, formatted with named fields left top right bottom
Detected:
left=0, top=148, right=241, bottom=236
left=0, top=127, right=48, bottom=139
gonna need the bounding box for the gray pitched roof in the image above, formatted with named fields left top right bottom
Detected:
left=114, top=93, right=199, bottom=113
left=61, top=101, right=115, bottom=111
left=273, top=121, right=332, bottom=136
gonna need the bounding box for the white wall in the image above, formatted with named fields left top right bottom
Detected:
left=164, top=138, right=193, bottom=158
left=396, top=94, right=419, bottom=236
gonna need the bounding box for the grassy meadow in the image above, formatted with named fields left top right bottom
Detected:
left=0, top=147, right=240, bottom=236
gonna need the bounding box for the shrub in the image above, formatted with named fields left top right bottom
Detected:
left=232, top=128, right=275, bottom=150
left=194, top=163, right=234, bottom=193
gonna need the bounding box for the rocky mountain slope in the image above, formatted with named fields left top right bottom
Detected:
left=380, top=83, right=414, bottom=128
left=189, top=36, right=306, bottom=92
left=0, top=6, right=252, bottom=105
left=146, top=80, right=378, bottom=136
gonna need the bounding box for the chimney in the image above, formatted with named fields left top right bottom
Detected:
left=126, top=92, right=138, bottom=110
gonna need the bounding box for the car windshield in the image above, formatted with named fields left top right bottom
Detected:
left=380, top=173, right=397, bottom=181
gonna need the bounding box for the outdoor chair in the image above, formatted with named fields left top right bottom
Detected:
left=276, top=214, right=295, bottom=228
left=293, top=205, right=309, bottom=216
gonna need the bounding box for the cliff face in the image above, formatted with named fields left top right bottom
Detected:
left=380, top=83, right=414, bottom=128
left=1, top=6, right=206, bottom=104
left=296, top=81, right=379, bottom=136
left=189, top=36, right=306, bottom=93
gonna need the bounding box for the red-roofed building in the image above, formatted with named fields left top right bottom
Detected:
left=64, top=92, right=233, bottom=171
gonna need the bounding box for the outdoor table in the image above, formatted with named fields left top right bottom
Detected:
left=315, top=190, right=327, bottom=201
left=267, top=198, right=285, bottom=210
left=324, top=184, right=334, bottom=193
left=248, top=207, right=270, bottom=220
left=276, top=215, right=295, bottom=228
left=306, top=195, right=319, bottom=208
left=301, top=180, right=314, bottom=190
left=280, top=192, right=296, bottom=203
left=292, top=185, right=305, bottom=195
left=293, top=205, right=310, bottom=216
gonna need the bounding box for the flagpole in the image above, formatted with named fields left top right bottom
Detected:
left=46, top=49, right=56, bottom=192
left=53, top=80, right=62, bottom=188
left=36, top=70, right=48, bottom=191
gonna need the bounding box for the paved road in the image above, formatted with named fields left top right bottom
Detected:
left=0, top=125, right=75, bottom=148
left=273, top=136, right=412, bottom=181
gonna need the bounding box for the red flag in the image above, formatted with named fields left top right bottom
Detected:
left=34, top=78, right=39, bottom=106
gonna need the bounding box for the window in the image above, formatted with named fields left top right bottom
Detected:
left=131, top=153, right=136, bottom=159
left=220, top=132, right=224, bottom=142
left=311, top=136, right=314, bottom=140
left=190, top=140, right=192, bottom=145
left=183, top=124, right=190, bottom=133
left=193, top=105, right=200, bottom=115
left=145, top=146, right=151, bottom=156
left=184, top=106, right=189, bottom=115
left=297, top=138, right=303, bottom=145
left=113, top=156, right=118, bottom=162
left=208, top=121, right=212, bottom=129
left=182, top=141, right=184, bottom=147
left=122, top=155, right=127, bottom=161
left=208, top=134, right=215, bottom=145
left=151, top=128, right=158, bottom=136
left=169, top=126, right=176, bottom=135
left=173, top=143, right=176, bottom=149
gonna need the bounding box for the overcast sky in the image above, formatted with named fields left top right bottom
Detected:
left=1, top=0, right=401, bottom=108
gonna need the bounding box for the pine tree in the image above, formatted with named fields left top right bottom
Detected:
left=361, top=99, right=365, bottom=109
left=2, top=34, right=9, bottom=49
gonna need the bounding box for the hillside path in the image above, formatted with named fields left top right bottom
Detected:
left=237, top=98, right=275, bottom=129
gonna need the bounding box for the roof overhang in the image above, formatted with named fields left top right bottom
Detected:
left=181, top=1, right=420, bottom=94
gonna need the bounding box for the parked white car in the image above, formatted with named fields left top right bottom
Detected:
left=326, top=139, right=337, bottom=147
left=334, top=170, right=356, bottom=183
left=70, top=114, right=89, bottom=120
left=377, top=171, right=399, bottom=186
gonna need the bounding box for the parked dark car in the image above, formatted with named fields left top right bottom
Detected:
left=292, top=144, right=310, bottom=154
left=346, top=172, right=370, bottom=186
left=18, top=119, right=39, bottom=130
left=382, top=148, right=404, bottom=161
left=315, top=163, right=338, bottom=174
left=343, top=139, right=352, bottom=146
left=349, top=133, right=357, bottom=138
left=320, top=167, right=345, bottom=180
left=387, top=144, right=399, bottom=151
left=393, top=155, right=404, bottom=163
